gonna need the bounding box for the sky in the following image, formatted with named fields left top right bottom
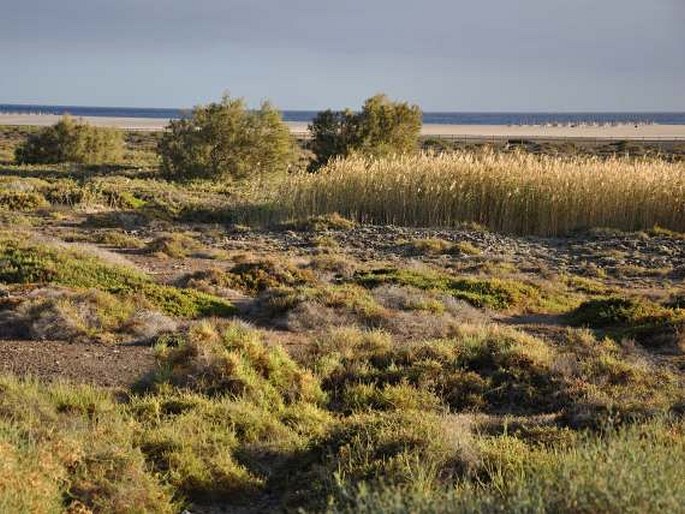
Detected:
left=0, top=0, right=683, bottom=111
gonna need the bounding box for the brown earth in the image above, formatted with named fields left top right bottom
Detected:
left=0, top=339, right=155, bottom=388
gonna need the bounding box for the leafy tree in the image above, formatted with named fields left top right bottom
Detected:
left=307, top=94, right=422, bottom=171
left=354, top=94, right=422, bottom=157
left=15, top=116, right=124, bottom=165
left=307, top=109, right=358, bottom=171
left=158, top=95, right=296, bottom=181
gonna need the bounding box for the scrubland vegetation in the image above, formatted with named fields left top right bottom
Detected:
left=15, top=116, right=124, bottom=165
left=0, top=100, right=684, bottom=512
left=159, top=95, right=297, bottom=181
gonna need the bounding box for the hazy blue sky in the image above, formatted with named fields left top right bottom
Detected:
left=1, top=0, right=683, bottom=111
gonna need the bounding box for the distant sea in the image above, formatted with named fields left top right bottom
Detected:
left=1, top=104, right=684, bottom=126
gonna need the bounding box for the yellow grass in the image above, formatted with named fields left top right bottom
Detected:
left=282, top=151, right=685, bottom=236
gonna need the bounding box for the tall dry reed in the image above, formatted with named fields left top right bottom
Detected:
left=281, top=151, right=685, bottom=236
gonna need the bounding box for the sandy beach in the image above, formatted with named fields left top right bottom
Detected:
left=1, top=113, right=684, bottom=140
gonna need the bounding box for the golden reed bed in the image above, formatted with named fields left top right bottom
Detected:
left=283, top=151, right=685, bottom=236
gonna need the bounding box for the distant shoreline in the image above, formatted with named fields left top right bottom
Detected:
left=2, top=113, right=685, bottom=140
left=2, top=105, right=685, bottom=124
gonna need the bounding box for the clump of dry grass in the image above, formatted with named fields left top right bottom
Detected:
left=0, top=376, right=174, bottom=513
left=224, top=257, right=318, bottom=294
left=153, top=320, right=325, bottom=406
left=283, top=151, right=685, bottom=236
left=0, top=287, right=177, bottom=343
left=145, top=232, right=203, bottom=258
left=405, top=238, right=482, bottom=256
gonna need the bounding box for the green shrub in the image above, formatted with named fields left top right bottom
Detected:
left=307, top=109, right=359, bottom=171
left=135, top=396, right=262, bottom=502
left=145, top=233, right=203, bottom=258
left=131, top=391, right=332, bottom=505
left=329, top=419, right=685, bottom=514
left=406, top=238, right=455, bottom=255
left=354, top=94, right=423, bottom=157
left=403, top=239, right=482, bottom=257
left=261, top=284, right=390, bottom=327
left=339, top=382, right=443, bottom=414
left=557, top=329, right=682, bottom=427
left=158, top=95, right=297, bottom=181
left=571, top=296, right=678, bottom=328
left=280, top=213, right=357, bottom=232
left=0, top=191, right=48, bottom=211
left=8, top=288, right=133, bottom=341
left=570, top=296, right=684, bottom=346
left=224, top=258, right=318, bottom=294
left=294, top=409, right=474, bottom=511
left=93, top=230, right=146, bottom=249
left=1, top=288, right=177, bottom=343
left=15, top=116, right=124, bottom=165
left=308, top=94, right=422, bottom=170
left=308, top=325, right=560, bottom=414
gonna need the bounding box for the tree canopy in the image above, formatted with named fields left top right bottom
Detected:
left=15, top=116, right=124, bottom=165
left=308, top=94, right=422, bottom=171
left=158, top=95, right=296, bottom=181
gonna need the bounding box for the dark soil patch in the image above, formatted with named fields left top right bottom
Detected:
left=0, top=339, right=155, bottom=388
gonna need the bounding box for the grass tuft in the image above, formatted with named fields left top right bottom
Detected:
left=0, top=237, right=235, bottom=318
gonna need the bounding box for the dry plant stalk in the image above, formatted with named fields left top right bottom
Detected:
left=282, top=151, right=685, bottom=236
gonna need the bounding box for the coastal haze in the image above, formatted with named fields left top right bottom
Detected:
left=1, top=1, right=683, bottom=111
left=2, top=1, right=682, bottom=137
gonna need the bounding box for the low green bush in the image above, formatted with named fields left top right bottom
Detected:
left=15, top=116, right=124, bottom=165
left=570, top=296, right=685, bottom=346
left=145, top=233, right=203, bottom=258
left=354, top=267, right=565, bottom=312
left=571, top=296, right=680, bottom=327
left=307, top=325, right=560, bottom=414
left=0, top=191, right=48, bottom=211
left=225, top=258, right=318, bottom=294
left=0, top=376, right=174, bottom=513
left=153, top=320, right=325, bottom=407
left=0, top=237, right=234, bottom=318
left=158, top=95, right=297, bottom=181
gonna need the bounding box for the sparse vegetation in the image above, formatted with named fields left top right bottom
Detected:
left=0, top=125, right=684, bottom=513
left=0, top=236, right=235, bottom=318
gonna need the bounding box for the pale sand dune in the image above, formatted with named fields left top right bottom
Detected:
left=1, top=114, right=685, bottom=140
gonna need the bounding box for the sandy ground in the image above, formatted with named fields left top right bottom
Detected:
left=1, top=113, right=685, bottom=140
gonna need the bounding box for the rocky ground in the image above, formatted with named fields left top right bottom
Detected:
left=2, top=212, right=684, bottom=389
